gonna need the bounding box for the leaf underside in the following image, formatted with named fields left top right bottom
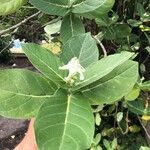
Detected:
left=0, top=69, right=57, bottom=118
left=61, top=33, right=99, bottom=68
left=34, top=93, right=94, bottom=150
left=82, top=61, right=138, bottom=105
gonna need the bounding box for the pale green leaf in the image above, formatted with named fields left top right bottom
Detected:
left=125, top=86, right=140, bottom=101
left=95, top=113, right=101, bottom=126
left=116, top=112, right=123, bottom=122
left=93, top=133, right=101, bottom=146
left=29, top=0, right=70, bottom=16
left=34, top=93, right=94, bottom=150
left=82, top=0, right=115, bottom=19
left=0, top=0, right=27, bottom=16
left=60, top=14, right=85, bottom=44
left=140, top=146, right=150, bottom=150
left=61, top=33, right=99, bottom=68
left=22, top=43, right=66, bottom=87
left=44, top=20, right=62, bottom=35
left=140, top=81, right=150, bottom=91
left=81, top=61, right=138, bottom=105
left=72, top=0, right=109, bottom=14
left=0, top=69, right=57, bottom=118
left=72, top=52, right=134, bottom=91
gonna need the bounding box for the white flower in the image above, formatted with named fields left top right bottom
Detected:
left=59, top=57, right=85, bottom=82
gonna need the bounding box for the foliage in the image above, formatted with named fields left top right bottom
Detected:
left=0, top=0, right=150, bottom=150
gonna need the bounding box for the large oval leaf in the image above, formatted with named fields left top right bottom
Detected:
left=60, top=14, right=85, bottom=44
left=61, top=33, right=99, bottom=68
left=29, top=0, right=70, bottom=16
left=0, top=69, right=57, bottom=118
left=22, top=43, right=66, bottom=87
left=81, top=61, right=138, bottom=105
left=34, top=93, right=94, bottom=150
left=0, top=0, right=27, bottom=16
left=83, top=0, right=115, bottom=18
left=72, top=52, right=134, bottom=91
left=72, top=0, right=111, bottom=14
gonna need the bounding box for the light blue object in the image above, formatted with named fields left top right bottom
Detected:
left=13, top=39, right=22, bottom=48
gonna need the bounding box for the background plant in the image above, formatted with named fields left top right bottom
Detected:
left=0, top=0, right=150, bottom=150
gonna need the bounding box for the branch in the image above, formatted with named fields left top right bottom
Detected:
left=93, top=36, right=107, bottom=57
left=0, top=11, right=41, bottom=36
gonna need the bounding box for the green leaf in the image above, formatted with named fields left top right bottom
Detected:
left=127, top=99, right=150, bottom=115
left=0, top=69, right=57, bottom=118
left=81, top=61, right=138, bottom=105
left=72, top=0, right=110, bottom=14
left=140, top=81, right=150, bottom=91
left=83, top=0, right=115, bottom=18
left=0, top=0, right=27, bottom=16
left=127, top=19, right=142, bottom=27
left=102, top=24, right=131, bottom=40
left=93, top=133, right=101, bottom=146
left=116, top=112, right=123, bottom=122
left=95, top=113, right=101, bottom=126
left=44, top=20, right=62, bottom=35
left=125, top=86, right=140, bottom=101
left=34, top=93, right=94, bottom=150
left=140, top=146, right=150, bottom=150
left=61, top=33, right=99, bottom=68
left=29, top=0, right=70, bottom=16
left=22, top=43, right=66, bottom=87
left=72, top=52, right=134, bottom=91
left=60, top=14, right=85, bottom=44
left=103, top=139, right=111, bottom=149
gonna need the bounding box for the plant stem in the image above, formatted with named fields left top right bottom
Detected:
left=93, top=36, right=107, bottom=57
left=0, top=11, right=41, bottom=36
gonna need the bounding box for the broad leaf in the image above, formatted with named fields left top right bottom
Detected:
left=34, top=93, right=94, bottom=150
left=81, top=61, right=138, bottom=105
left=29, top=0, right=70, bottom=16
left=72, top=52, right=134, bottom=91
left=82, top=0, right=115, bottom=19
left=0, top=69, right=57, bottom=118
left=61, top=33, right=99, bottom=68
left=44, top=20, right=62, bottom=35
left=72, top=0, right=109, bottom=14
left=0, top=0, right=27, bottom=16
left=140, top=81, right=150, bottom=91
left=22, top=43, right=66, bottom=87
left=127, top=99, right=150, bottom=115
left=102, top=24, right=132, bottom=40
left=60, top=14, right=85, bottom=44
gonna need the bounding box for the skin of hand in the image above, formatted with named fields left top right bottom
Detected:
left=14, top=119, right=38, bottom=150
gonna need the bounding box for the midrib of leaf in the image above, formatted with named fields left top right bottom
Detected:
left=26, top=49, right=65, bottom=82
left=78, top=35, right=87, bottom=60
left=0, top=88, right=58, bottom=98
left=72, top=0, right=85, bottom=7
left=59, top=94, right=71, bottom=150
left=82, top=63, right=136, bottom=92
left=70, top=15, right=74, bottom=37
left=72, top=0, right=106, bottom=8
left=43, top=0, right=69, bottom=8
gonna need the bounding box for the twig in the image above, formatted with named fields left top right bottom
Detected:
left=0, top=41, right=12, bottom=54
left=138, top=116, right=150, bottom=139
left=0, top=11, right=41, bottom=36
left=93, top=36, right=107, bottom=57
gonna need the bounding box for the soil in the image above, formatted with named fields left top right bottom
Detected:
left=0, top=117, right=29, bottom=150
